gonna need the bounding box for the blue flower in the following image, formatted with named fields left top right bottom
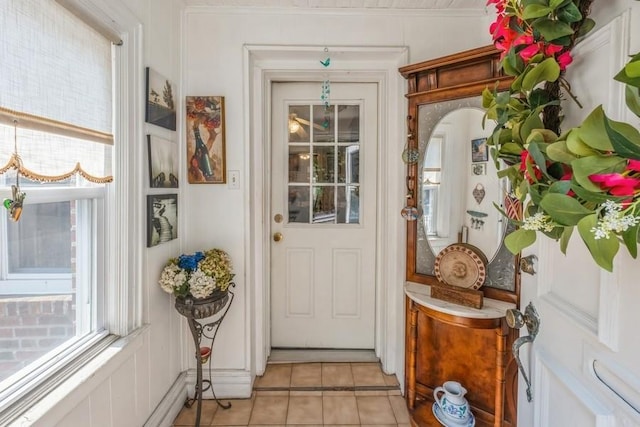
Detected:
left=178, top=253, right=200, bottom=271
left=193, top=251, right=205, bottom=263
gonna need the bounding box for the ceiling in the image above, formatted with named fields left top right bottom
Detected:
left=183, top=0, right=489, bottom=10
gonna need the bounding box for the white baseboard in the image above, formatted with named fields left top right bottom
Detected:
left=185, top=368, right=254, bottom=399
left=145, top=369, right=253, bottom=427
left=143, top=371, right=188, bottom=427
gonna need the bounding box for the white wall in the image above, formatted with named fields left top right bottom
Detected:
left=182, top=4, right=494, bottom=388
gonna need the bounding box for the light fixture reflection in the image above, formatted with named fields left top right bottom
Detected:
left=289, top=118, right=301, bottom=134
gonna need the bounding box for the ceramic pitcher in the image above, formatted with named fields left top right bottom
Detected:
left=433, top=381, right=469, bottom=422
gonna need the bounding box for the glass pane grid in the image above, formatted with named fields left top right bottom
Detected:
left=287, top=102, right=360, bottom=225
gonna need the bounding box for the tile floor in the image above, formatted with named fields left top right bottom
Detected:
left=172, top=362, right=410, bottom=426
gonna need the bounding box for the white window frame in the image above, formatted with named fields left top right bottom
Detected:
left=0, top=0, right=143, bottom=422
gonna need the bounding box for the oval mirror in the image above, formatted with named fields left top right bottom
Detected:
left=421, top=107, right=504, bottom=261
left=413, top=96, right=517, bottom=293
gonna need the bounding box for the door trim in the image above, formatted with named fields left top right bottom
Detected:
left=244, top=45, right=408, bottom=383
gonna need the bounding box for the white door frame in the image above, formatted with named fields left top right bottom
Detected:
left=243, top=45, right=408, bottom=382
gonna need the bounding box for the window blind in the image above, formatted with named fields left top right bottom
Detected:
left=0, top=0, right=113, bottom=181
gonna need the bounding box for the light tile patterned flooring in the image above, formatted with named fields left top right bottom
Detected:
left=172, top=362, right=410, bottom=426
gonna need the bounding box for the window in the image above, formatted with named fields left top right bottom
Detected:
left=0, top=0, right=119, bottom=418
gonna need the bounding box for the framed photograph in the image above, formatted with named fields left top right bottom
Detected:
left=147, top=135, right=179, bottom=188
left=186, top=96, right=226, bottom=184
left=471, top=137, right=488, bottom=163
left=147, top=194, right=178, bottom=247
left=472, top=163, right=486, bottom=176
left=145, top=67, right=177, bottom=131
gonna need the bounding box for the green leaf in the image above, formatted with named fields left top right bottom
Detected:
left=505, top=229, right=537, bottom=254
left=576, top=18, right=595, bottom=38
left=549, top=180, right=572, bottom=194
left=556, top=1, right=582, bottom=23
left=539, top=193, right=592, bottom=225
left=622, top=224, right=639, bottom=259
left=523, top=4, right=552, bottom=19
left=547, top=140, right=578, bottom=163
left=625, top=85, right=640, bottom=118
left=625, top=60, right=640, bottom=78
left=482, top=87, right=495, bottom=108
left=604, top=115, right=640, bottom=160
left=522, top=58, right=561, bottom=91
left=529, top=88, right=551, bottom=108
left=500, top=142, right=525, bottom=155
left=567, top=128, right=598, bottom=156
left=577, top=106, right=614, bottom=151
left=520, top=112, right=545, bottom=141
left=533, top=18, right=575, bottom=41
left=527, top=141, right=548, bottom=175
left=571, top=155, right=627, bottom=192
left=614, top=53, right=640, bottom=87
left=560, top=226, right=574, bottom=254
left=549, top=0, right=570, bottom=9
left=577, top=215, right=619, bottom=272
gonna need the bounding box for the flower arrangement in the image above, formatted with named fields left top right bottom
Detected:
left=483, top=0, right=640, bottom=271
left=159, top=249, right=234, bottom=299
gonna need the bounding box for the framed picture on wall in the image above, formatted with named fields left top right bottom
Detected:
left=186, top=96, right=226, bottom=184
left=145, top=67, right=177, bottom=131
left=147, top=135, right=179, bottom=188
left=147, top=194, right=178, bottom=247
left=471, top=137, right=488, bottom=163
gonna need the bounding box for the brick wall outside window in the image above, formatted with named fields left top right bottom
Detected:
left=0, top=296, right=75, bottom=383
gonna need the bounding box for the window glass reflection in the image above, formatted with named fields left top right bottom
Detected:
left=338, top=105, right=359, bottom=142
left=337, top=186, right=359, bottom=224
left=289, top=105, right=310, bottom=143
left=288, top=186, right=310, bottom=223
left=338, top=145, right=359, bottom=184
left=289, top=146, right=310, bottom=183
left=313, top=105, right=334, bottom=142
left=313, top=146, right=335, bottom=183
left=312, top=186, right=335, bottom=223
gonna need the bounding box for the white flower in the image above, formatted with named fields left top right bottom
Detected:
left=158, top=263, right=182, bottom=294
left=522, top=212, right=555, bottom=232
left=591, top=201, right=640, bottom=240
left=188, top=269, right=217, bottom=299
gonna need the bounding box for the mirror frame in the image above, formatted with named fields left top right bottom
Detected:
left=400, top=45, right=520, bottom=304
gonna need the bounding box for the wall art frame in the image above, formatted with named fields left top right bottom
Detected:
left=186, top=96, right=226, bottom=184
left=147, top=134, right=179, bottom=188
left=145, top=67, right=177, bottom=131
left=146, top=193, right=178, bottom=247
left=471, top=137, right=488, bottom=163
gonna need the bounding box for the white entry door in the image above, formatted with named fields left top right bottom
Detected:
left=270, top=82, right=378, bottom=349
left=516, top=13, right=640, bottom=426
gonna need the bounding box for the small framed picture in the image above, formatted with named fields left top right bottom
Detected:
left=145, top=67, right=177, bottom=131
left=471, top=137, right=488, bottom=163
left=186, top=96, right=226, bottom=184
left=147, top=194, right=178, bottom=247
left=147, top=135, right=179, bottom=188
left=472, top=163, right=486, bottom=176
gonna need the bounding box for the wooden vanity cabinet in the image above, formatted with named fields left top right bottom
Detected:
left=399, top=45, right=520, bottom=427
left=405, top=291, right=518, bottom=427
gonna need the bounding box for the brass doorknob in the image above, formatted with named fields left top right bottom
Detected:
left=273, top=232, right=283, bottom=242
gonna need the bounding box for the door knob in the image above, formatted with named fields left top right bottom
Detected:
left=273, top=232, right=283, bottom=242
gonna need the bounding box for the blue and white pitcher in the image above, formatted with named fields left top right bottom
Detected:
left=433, top=381, right=469, bottom=422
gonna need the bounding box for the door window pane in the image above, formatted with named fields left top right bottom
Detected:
left=289, top=105, right=310, bottom=143
left=312, top=186, right=335, bottom=223
left=288, top=186, right=310, bottom=223
left=338, top=105, right=360, bottom=142
left=338, top=145, right=359, bottom=184
left=313, top=146, right=335, bottom=183
left=337, top=186, right=360, bottom=224
left=288, top=146, right=310, bottom=183
left=313, top=105, right=334, bottom=142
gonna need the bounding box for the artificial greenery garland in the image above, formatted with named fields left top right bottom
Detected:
left=483, top=0, right=640, bottom=271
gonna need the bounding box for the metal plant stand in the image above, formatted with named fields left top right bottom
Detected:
left=175, top=287, right=234, bottom=426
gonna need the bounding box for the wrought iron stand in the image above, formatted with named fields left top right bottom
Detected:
left=175, top=287, right=234, bottom=426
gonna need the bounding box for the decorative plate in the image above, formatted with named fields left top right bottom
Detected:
left=434, top=243, right=487, bottom=290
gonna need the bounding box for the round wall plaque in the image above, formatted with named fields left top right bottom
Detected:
left=434, top=243, right=488, bottom=290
